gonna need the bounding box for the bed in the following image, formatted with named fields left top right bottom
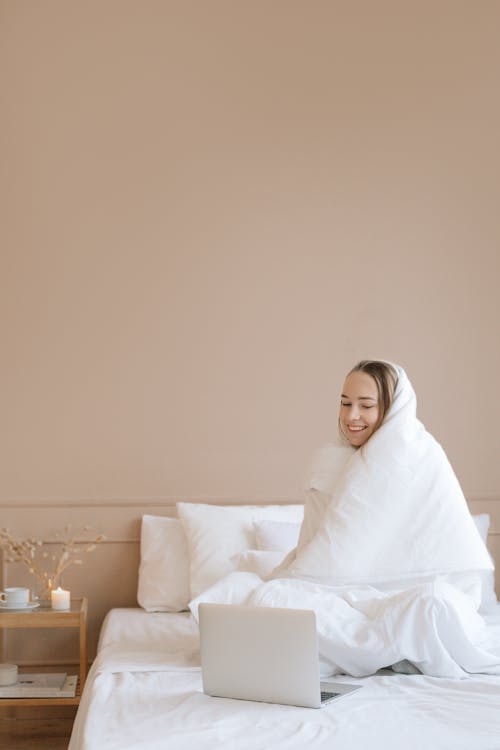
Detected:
left=69, top=502, right=500, bottom=750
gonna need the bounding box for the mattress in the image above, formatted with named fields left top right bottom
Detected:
left=68, top=606, right=500, bottom=750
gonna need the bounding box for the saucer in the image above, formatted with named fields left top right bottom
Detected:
left=0, top=602, right=39, bottom=611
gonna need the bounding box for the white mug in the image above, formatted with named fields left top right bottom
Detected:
left=0, top=587, right=30, bottom=606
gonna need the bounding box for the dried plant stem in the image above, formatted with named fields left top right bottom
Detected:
left=0, top=527, right=105, bottom=597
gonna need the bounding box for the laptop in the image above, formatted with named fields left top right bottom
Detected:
left=198, top=603, right=362, bottom=708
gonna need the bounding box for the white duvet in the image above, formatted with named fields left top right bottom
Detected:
left=210, top=363, right=499, bottom=679
left=284, top=365, right=492, bottom=586
left=190, top=571, right=500, bottom=679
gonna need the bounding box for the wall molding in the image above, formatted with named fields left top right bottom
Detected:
left=1, top=494, right=499, bottom=509
left=0, top=496, right=304, bottom=509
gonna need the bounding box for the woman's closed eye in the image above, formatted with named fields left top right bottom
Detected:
left=340, top=401, right=375, bottom=409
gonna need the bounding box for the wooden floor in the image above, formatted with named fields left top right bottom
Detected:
left=0, top=706, right=76, bottom=750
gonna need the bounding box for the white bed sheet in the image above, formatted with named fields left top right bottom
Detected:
left=69, top=607, right=500, bottom=750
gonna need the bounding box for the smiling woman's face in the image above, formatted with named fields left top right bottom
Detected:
left=339, top=370, right=381, bottom=447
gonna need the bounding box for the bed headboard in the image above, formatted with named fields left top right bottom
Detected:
left=1, top=496, right=499, bottom=667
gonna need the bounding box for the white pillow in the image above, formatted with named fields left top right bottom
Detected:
left=231, top=549, right=286, bottom=578
left=254, top=520, right=301, bottom=552
left=472, top=513, right=497, bottom=610
left=137, top=515, right=190, bottom=612
left=177, top=503, right=304, bottom=598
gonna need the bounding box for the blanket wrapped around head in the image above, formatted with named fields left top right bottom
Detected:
left=281, top=364, right=492, bottom=588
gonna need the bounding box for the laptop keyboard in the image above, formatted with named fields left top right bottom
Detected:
left=321, top=691, right=341, bottom=702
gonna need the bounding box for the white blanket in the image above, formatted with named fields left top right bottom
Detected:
left=67, top=366, right=499, bottom=748
left=188, top=366, right=500, bottom=678
left=69, top=363, right=500, bottom=750
left=282, top=364, right=492, bottom=586
left=190, top=572, right=500, bottom=678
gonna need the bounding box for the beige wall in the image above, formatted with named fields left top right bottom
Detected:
left=1, top=1, right=499, bottom=661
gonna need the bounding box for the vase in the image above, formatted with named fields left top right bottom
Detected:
left=34, top=577, right=60, bottom=607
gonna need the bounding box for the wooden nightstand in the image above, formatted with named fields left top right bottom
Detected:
left=0, top=597, right=87, bottom=706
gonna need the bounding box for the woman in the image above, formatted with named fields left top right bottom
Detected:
left=286, top=358, right=491, bottom=588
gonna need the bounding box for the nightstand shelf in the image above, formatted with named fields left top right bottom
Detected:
left=0, top=597, right=87, bottom=706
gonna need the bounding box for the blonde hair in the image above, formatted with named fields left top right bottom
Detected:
left=349, top=360, right=398, bottom=430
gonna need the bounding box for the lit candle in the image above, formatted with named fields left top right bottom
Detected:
left=51, top=587, right=70, bottom=610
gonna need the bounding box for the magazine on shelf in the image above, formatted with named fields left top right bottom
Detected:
left=0, top=673, right=78, bottom=698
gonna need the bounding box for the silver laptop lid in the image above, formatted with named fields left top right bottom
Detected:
left=199, top=603, right=323, bottom=708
